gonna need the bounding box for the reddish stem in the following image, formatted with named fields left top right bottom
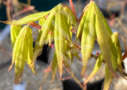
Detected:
left=13, top=6, right=35, bottom=18
left=69, top=0, right=77, bottom=21
left=29, top=21, right=42, bottom=29
left=96, top=51, right=100, bottom=56
left=43, top=67, right=52, bottom=73
left=51, top=43, right=55, bottom=50
left=122, top=51, right=127, bottom=61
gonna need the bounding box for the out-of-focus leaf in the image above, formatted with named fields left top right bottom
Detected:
left=25, top=27, right=36, bottom=74
left=51, top=52, right=58, bottom=82
left=32, top=8, right=56, bottom=66
left=58, top=5, right=65, bottom=77
left=13, top=26, right=31, bottom=85
left=39, top=17, right=46, bottom=27
left=104, top=32, right=118, bottom=90
left=84, top=54, right=103, bottom=84
left=2, top=11, right=50, bottom=25
left=94, top=3, right=112, bottom=36
left=94, top=3, right=117, bottom=77
left=63, top=6, right=77, bottom=29
left=81, top=2, right=96, bottom=76
left=76, top=7, right=89, bottom=42
left=104, top=64, right=114, bottom=90
left=10, top=25, right=22, bottom=48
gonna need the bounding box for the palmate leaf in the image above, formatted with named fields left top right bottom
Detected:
left=54, top=11, right=59, bottom=72
left=8, top=25, right=36, bottom=85
left=25, top=27, right=36, bottom=74
left=39, top=17, right=46, bottom=27
left=10, top=24, right=22, bottom=48
left=5, top=1, right=126, bottom=89
left=94, top=2, right=117, bottom=77
left=103, top=32, right=119, bottom=90
left=63, top=6, right=77, bottom=29
left=2, top=11, right=50, bottom=25
left=81, top=2, right=96, bottom=76
left=14, top=38, right=25, bottom=85
left=51, top=52, right=58, bottom=82
left=13, top=26, right=33, bottom=84
left=76, top=5, right=89, bottom=42
left=93, top=3, right=112, bottom=36
left=104, top=64, right=114, bottom=90
left=57, top=5, right=65, bottom=77
left=32, top=7, right=56, bottom=66
left=83, top=54, right=103, bottom=84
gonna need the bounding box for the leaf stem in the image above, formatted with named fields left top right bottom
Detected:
left=65, top=68, right=85, bottom=90
left=69, top=0, right=78, bottom=22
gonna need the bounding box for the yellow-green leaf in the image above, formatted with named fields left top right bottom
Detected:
left=81, top=2, right=96, bottom=76
left=84, top=54, right=103, bottom=84
left=33, top=8, right=56, bottom=64
left=25, top=27, right=36, bottom=74
left=95, top=7, right=117, bottom=77
left=10, top=25, right=22, bottom=48
left=2, top=11, right=50, bottom=25
left=51, top=52, right=58, bottom=82
left=14, top=26, right=30, bottom=84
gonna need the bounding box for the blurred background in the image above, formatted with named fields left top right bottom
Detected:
left=0, top=0, right=127, bottom=90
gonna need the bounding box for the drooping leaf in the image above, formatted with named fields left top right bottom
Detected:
left=14, top=26, right=31, bottom=84
left=63, top=6, right=77, bottom=29
left=84, top=54, right=103, bottom=84
left=76, top=7, right=88, bottom=42
left=54, top=12, right=59, bottom=67
left=10, top=24, right=22, bottom=48
left=62, top=8, right=72, bottom=41
left=25, top=27, right=36, bottom=74
left=94, top=3, right=117, bottom=77
left=94, top=3, right=112, bottom=36
left=81, top=2, right=96, bottom=76
left=51, top=52, right=58, bottom=82
left=57, top=5, right=65, bottom=77
left=2, top=11, right=50, bottom=25
left=103, top=32, right=119, bottom=90
left=32, top=7, right=57, bottom=65
left=104, top=64, right=114, bottom=90
left=39, top=17, right=46, bottom=27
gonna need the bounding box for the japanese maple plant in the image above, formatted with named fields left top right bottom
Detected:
left=1, top=0, right=127, bottom=90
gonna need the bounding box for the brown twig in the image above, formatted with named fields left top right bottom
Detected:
left=57, top=76, right=72, bottom=81
left=6, top=0, right=11, bottom=21
left=38, top=72, right=49, bottom=90
left=27, top=0, right=31, bottom=5
left=65, top=68, right=86, bottom=90
left=13, top=6, right=35, bottom=19
left=19, top=2, right=38, bottom=13
left=119, top=20, right=127, bottom=34
left=0, top=45, right=12, bottom=57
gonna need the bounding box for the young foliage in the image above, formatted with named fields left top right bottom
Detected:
left=1, top=0, right=127, bottom=89
left=8, top=25, right=35, bottom=85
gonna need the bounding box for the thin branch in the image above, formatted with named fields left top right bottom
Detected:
left=27, top=0, right=31, bottom=5
left=38, top=72, right=49, bottom=90
left=13, top=6, right=35, bottom=19
left=29, top=21, right=42, bottom=29
left=69, top=0, right=78, bottom=22
left=65, top=68, right=86, bottom=90
left=6, top=0, right=11, bottom=21
left=0, top=45, right=12, bottom=57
